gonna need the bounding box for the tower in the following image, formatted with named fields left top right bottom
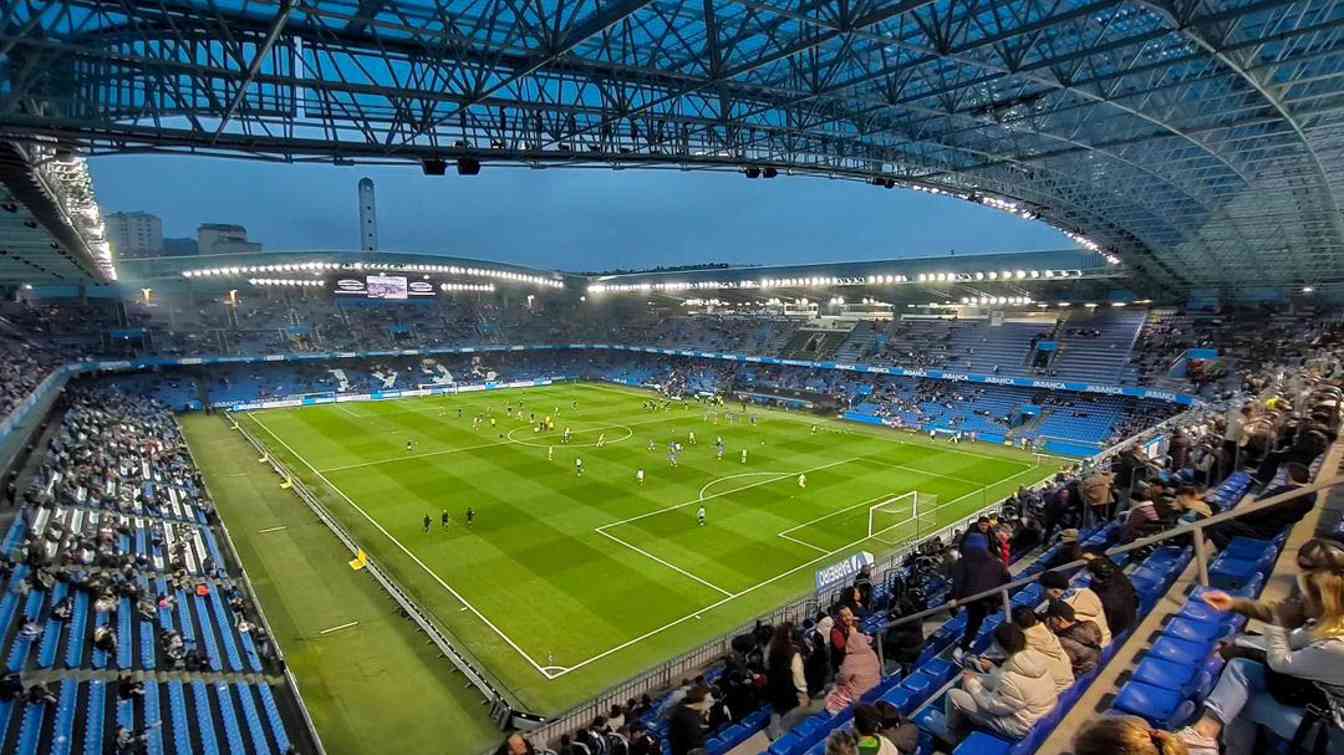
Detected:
left=358, top=177, right=378, bottom=252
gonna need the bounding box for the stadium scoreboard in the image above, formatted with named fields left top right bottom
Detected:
left=328, top=274, right=437, bottom=300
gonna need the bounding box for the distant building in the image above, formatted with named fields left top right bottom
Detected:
left=198, top=223, right=262, bottom=255
left=106, top=211, right=163, bottom=259
left=162, top=237, right=199, bottom=256
left=358, top=177, right=378, bottom=252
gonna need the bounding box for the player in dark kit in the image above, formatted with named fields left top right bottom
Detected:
left=466, top=507, right=476, bottom=526
left=422, top=514, right=431, bottom=533
left=441, top=510, right=449, bottom=528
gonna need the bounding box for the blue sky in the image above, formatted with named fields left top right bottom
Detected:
left=90, top=155, right=1071, bottom=271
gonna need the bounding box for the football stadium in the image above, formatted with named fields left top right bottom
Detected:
left=3, top=2, right=1344, bottom=755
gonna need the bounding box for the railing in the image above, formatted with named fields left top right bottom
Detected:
left=516, top=481, right=1028, bottom=749
left=876, top=457, right=1344, bottom=638
left=176, top=420, right=328, bottom=755
left=228, top=413, right=519, bottom=726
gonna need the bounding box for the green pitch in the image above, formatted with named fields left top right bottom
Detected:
left=225, top=382, right=1062, bottom=717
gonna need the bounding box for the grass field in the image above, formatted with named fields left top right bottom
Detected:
left=219, top=382, right=1062, bottom=719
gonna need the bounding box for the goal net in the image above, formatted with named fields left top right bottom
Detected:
left=867, top=492, right=939, bottom=546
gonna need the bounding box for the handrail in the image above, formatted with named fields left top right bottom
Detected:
left=876, top=469, right=1344, bottom=635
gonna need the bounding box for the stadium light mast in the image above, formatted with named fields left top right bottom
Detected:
left=358, top=178, right=378, bottom=253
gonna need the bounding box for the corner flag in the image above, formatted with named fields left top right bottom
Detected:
left=348, top=549, right=368, bottom=571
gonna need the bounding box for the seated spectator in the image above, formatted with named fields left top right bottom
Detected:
left=1011, top=605, right=1073, bottom=693
left=852, top=702, right=908, bottom=755
left=1074, top=715, right=1217, bottom=755
left=1178, top=558, right=1344, bottom=755
left=872, top=700, right=919, bottom=754
left=1172, top=485, right=1214, bottom=522
left=1045, top=600, right=1102, bottom=675
left=1082, top=552, right=1138, bottom=637
left=668, top=686, right=712, bottom=755
left=627, top=724, right=659, bottom=755
left=1040, top=571, right=1112, bottom=646
left=826, top=729, right=860, bottom=755
left=944, top=623, right=1057, bottom=743
left=825, top=628, right=882, bottom=714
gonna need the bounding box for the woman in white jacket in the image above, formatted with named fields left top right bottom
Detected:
left=944, top=623, right=1058, bottom=743
left=1014, top=606, right=1075, bottom=693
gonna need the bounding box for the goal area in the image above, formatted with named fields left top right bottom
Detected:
left=867, top=491, right=939, bottom=546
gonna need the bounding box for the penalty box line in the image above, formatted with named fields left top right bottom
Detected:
left=242, top=411, right=558, bottom=680
left=556, top=462, right=1056, bottom=679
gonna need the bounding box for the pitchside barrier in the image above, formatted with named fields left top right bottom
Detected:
left=227, top=414, right=521, bottom=729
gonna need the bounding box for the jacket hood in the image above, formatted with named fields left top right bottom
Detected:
left=962, top=533, right=989, bottom=554
left=1023, top=623, right=1067, bottom=661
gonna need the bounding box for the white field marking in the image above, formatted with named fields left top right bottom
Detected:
left=776, top=490, right=918, bottom=537
left=553, top=459, right=1061, bottom=679
left=595, top=528, right=734, bottom=597
left=582, top=381, right=1037, bottom=468
left=318, top=621, right=359, bottom=635
left=337, top=405, right=362, bottom=418
left=317, top=413, right=686, bottom=472
left=596, top=457, right=861, bottom=532
left=776, top=533, right=830, bottom=553
left=506, top=423, right=633, bottom=449
left=256, top=525, right=287, bottom=534
left=698, top=472, right=791, bottom=501
left=244, top=412, right=553, bottom=678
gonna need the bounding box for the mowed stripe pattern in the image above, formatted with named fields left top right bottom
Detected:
left=238, top=383, right=1058, bottom=713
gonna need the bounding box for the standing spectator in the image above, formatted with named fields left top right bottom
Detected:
left=657, top=679, right=691, bottom=720
left=766, top=622, right=815, bottom=738
left=830, top=606, right=857, bottom=672
left=951, top=533, right=1010, bottom=658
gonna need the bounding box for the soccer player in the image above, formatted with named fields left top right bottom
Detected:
left=811, top=424, right=817, bottom=435
left=741, top=448, right=748, bottom=464
left=466, top=507, right=475, bottom=526
left=563, top=428, right=572, bottom=444
left=716, top=445, right=725, bottom=461
left=648, top=440, right=656, bottom=453
left=798, top=474, right=807, bottom=489
left=636, top=468, right=645, bottom=485
left=457, top=407, right=463, bottom=418
left=441, top=510, right=449, bottom=528
left=667, top=448, right=678, bottom=467
left=422, top=514, right=431, bottom=533
left=490, top=417, right=497, bottom=429
left=575, top=457, right=584, bottom=476
left=688, top=431, right=696, bottom=446
left=697, top=506, right=707, bottom=526
left=547, top=446, right=554, bottom=461
left=596, top=433, right=606, bottom=448
left=406, top=440, right=414, bottom=453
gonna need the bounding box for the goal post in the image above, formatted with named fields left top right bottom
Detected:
left=867, top=492, right=939, bottom=546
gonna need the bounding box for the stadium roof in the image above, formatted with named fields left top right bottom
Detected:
left=0, top=142, right=116, bottom=283
left=4, top=0, right=1344, bottom=294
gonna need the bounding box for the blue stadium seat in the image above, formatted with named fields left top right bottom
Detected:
left=1132, top=656, right=1201, bottom=697
left=50, top=679, right=77, bottom=755
left=1112, top=681, right=1196, bottom=729
left=1163, top=617, right=1230, bottom=644
left=168, top=682, right=193, bottom=755
left=1148, top=635, right=1214, bottom=667
left=1208, top=557, right=1262, bottom=591
left=953, top=731, right=1013, bottom=755
left=144, top=682, right=165, bottom=755
left=84, top=680, right=106, bottom=755
left=192, top=681, right=222, bottom=755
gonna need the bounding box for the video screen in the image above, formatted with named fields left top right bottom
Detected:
left=366, top=274, right=408, bottom=300
left=329, top=274, right=438, bottom=299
